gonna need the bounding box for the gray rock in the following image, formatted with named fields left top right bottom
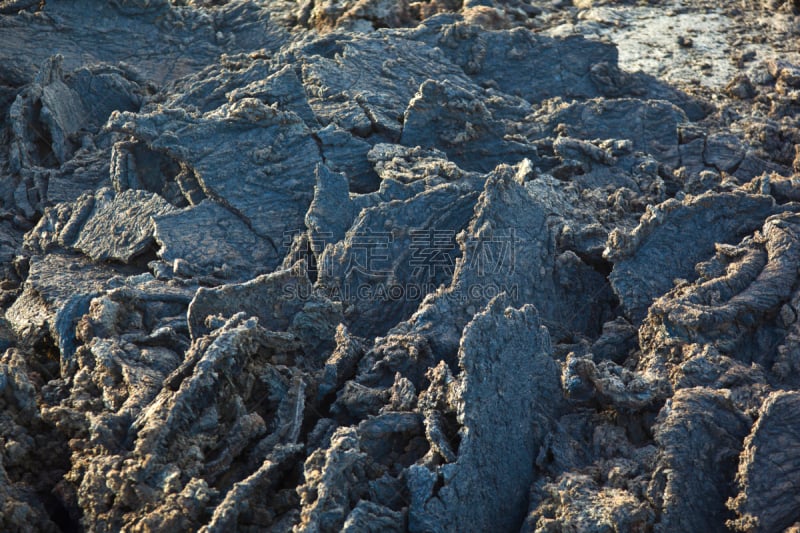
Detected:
left=107, top=98, right=321, bottom=248
left=187, top=262, right=342, bottom=357
left=420, top=23, right=618, bottom=101
left=2, top=2, right=799, bottom=532
left=9, top=55, right=142, bottom=173
left=409, top=295, right=562, bottom=532
left=605, top=191, right=779, bottom=323
left=299, top=31, right=472, bottom=139
left=0, top=0, right=288, bottom=86
left=382, top=159, right=612, bottom=369
left=729, top=391, right=800, bottom=533
left=153, top=200, right=279, bottom=281
left=530, top=98, right=687, bottom=168
left=0, top=348, right=69, bottom=533
left=6, top=253, right=114, bottom=366
left=400, top=78, right=538, bottom=172
left=640, top=212, right=800, bottom=364
left=524, top=473, right=655, bottom=533
left=318, top=180, right=478, bottom=337
left=704, top=133, right=746, bottom=173
left=27, top=188, right=176, bottom=264
left=315, top=125, right=379, bottom=193
left=650, top=388, right=750, bottom=533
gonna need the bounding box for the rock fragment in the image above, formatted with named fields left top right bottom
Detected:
left=728, top=391, right=800, bottom=532
left=605, top=191, right=778, bottom=323
left=27, top=188, right=176, bottom=264
left=107, top=98, right=321, bottom=248
left=409, top=295, right=562, bottom=532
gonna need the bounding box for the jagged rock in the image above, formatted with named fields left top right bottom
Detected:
left=0, top=349, right=70, bottom=533
left=606, top=191, right=779, bottom=323
left=358, top=331, right=437, bottom=390
left=639, top=212, right=800, bottom=366
left=305, top=164, right=356, bottom=250
left=341, top=500, right=405, bottom=532
left=772, top=282, right=800, bottom=389
left=294, top=427, right=374, bottom=532
left=63, top=314, right=310, bottom=531
left=2, top=1, right=800, bottom=531
left=27, top=188, right=176, bottom=263
left=44, top=147, right=114, bottom=206
left=307, top=0, right=413, bottom=32
left=331, top=381, right=390, bottom=420
left=200, top=444, right=304, bottom=533
left=382, top=159, right=613, bottom=369
left=591, top=317, right=638, bottom=363
left=315, top=125, right=379, bottom=193
left=563, top=354, right=670, bottom=409
left=295, top=409, right=423, bottom=532
left=409, top=295, right=562, bottom=532
left=317, top=180, right=479, bottom=337
left=530, top=98, right=687, bottom=167
left=9, top=55, right=142, bottom=173
left=400, top=78, right=537, bottom=172
left=524, top=474, right=655, bottom=533
left=0, top=0, right=289, bottom=86
left=733, top=150, right=792, bottom=183
left=227, top=64, right=320, bottom=129
left=726, top=73, right=758, bottom=99
left=153, top=200, right=280, bottom=281
left=417, top=23, right=619, bottom=102
left=367, top=143, right=472, bottom=184
left=304, top=147, right=477, bottom=272
left=317, top=324, right=365, bottom=401
left=6, top=253, right=115, bottom=365
left=107, top=97, right=321, bottom=248
left=745, top=171, right=800, bottom=203
left=109, top=139, right=193, bottom=208
left=649, top=388, right=750, bottom=533
left=704, top=133, right=746, bottom=173
left=670, top=344, right=770, bottom=414
left=299, top=31, right=472, bottom=139
left=728, top=391, right=800, bottom=532
left=188, top=262, right=342, bottom=358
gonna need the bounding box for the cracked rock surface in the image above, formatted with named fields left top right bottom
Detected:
left=1, top=0, right=800, bottom=531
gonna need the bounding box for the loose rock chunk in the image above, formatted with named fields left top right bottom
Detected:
left=728, top=391, right=800, bottom=533
left=153, top=200, right=279, bottom=281
left=606, top=191, right=779, bottom=323
left=27, top=188, right=176, bottom=264
left=409, top=295, right=562, bottom=532
left=649, top=388, right=750, bottom=533
left=107, top=98, right=321, bottom=248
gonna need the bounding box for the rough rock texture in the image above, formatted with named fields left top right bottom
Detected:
left=606, top=191, right=780, bottom=323
left=1, top=1, right=800, bottom=532
left=650, top=388, right=750, bottom=533
left=728, top=391, right=800, bottom=532
left=27, top=188, right=176, bottom=263
left=408, top=295, right=562, bottom=532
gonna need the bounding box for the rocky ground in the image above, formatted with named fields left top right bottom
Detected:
left=1, top=0, right=800, bottom=531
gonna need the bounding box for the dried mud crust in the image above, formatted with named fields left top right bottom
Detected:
left=0, top=0, right=799, bottom=532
